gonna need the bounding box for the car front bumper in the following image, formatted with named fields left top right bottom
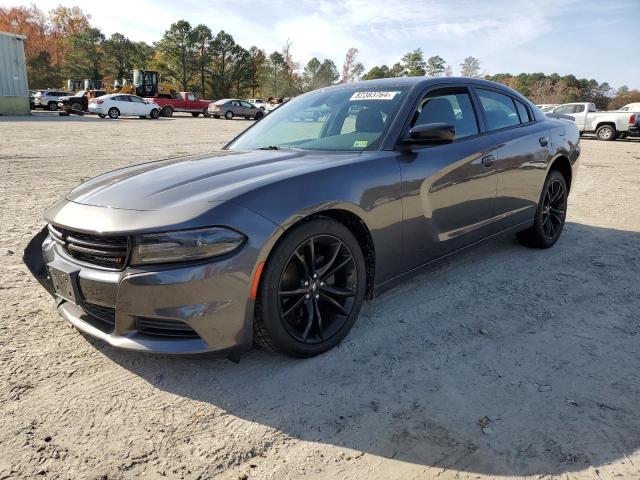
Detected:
left=23, top=199, right=279, bottom=355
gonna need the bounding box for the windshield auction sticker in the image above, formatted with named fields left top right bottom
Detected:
left=350, top=91, right=398, bottom=101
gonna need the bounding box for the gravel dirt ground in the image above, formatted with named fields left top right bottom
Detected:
left=1, top=113, right=639, bottom=480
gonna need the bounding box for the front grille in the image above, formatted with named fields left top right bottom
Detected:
left=136, top=318, right=199, bottom=338
left=48, top=224, right=129, bottom=269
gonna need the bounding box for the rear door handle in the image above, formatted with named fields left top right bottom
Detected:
left=539, top=137, right=549, bottom=147
left=481, top=155, right=496, bottom=167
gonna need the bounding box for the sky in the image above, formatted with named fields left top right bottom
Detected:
left=2, top=0, right=639, bottom=89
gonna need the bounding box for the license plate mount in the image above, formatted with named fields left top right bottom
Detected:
left=47, top=262, right=80, bottom=304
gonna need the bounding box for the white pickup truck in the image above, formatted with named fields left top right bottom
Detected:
left=547, top=102, right=639, bottom=141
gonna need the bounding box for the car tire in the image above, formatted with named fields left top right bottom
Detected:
left=516, top=170, right=568, bottom=249
left=254, top=111, right=264, bottom=120
left=108, top=108, right=120, bottom=119
left=71, top=102, right=82, bottom=112
left=191, top=112, right=200, bottom=117
left=225, top=110, right=234, bottom=120
left=162, top=106, right=173, bottom=117
left=254, top=217, right=367, bottom=357
left=150, top=108, right=160, bottom=119
left=48, top=102, right=57, bottom=111
left=202, top=109, right=211, bottom=118
left=98, top=114, right=106, bottom=118
left=596, top=124, right=616, bottom=141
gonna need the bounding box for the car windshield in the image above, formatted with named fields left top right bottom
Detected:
left=228, top=86, right=409, bottom=151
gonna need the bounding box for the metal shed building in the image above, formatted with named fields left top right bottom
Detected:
left=0, top=31, right=30, bottom=115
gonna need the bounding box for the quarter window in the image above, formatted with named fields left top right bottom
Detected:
left=412, top=89, right=479, bottom=139
left=515, top=100, right=531, bottom=123
left=477, top=89, right=520, bottom=131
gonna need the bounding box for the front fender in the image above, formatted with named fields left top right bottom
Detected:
left=234, top=152, right=404, bottom=287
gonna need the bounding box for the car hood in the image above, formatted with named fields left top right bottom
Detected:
left=66, top=149, right=358, bottom=211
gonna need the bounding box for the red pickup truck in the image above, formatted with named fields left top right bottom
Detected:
left=146, top=92, right=211, bottom=117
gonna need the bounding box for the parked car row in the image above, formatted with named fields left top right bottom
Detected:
left=32, top=88, right=278, bottom=121
left=545, top=102, right=640, bottom=140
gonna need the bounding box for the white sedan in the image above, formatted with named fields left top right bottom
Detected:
left=88, top=94, right=161, bottom=119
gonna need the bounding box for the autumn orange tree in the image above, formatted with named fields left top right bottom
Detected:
left=0, top=5, right=89, bottom=88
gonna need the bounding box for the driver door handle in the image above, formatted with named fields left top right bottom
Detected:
left=481, top=155, right=496, bottom=167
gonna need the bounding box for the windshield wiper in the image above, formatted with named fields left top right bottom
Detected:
left=258, top=145, right=280, bottom=150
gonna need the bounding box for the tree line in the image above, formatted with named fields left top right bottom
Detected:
left=1, top=4, right=638, bottom=108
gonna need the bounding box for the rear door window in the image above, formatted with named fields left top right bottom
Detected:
left=476, top=89, right=521, bottom=131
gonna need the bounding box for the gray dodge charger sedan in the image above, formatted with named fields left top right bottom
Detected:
left=24, top=77, right=580, bottom=358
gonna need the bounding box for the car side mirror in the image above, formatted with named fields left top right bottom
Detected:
left=401, top=123, right=455, bottom=147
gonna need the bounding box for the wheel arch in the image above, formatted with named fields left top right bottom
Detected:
left=595, top=121, right=616, bottom=131
left=258, top=207, right=376, bottom=301
left=548, top=155, right=572, bottom=192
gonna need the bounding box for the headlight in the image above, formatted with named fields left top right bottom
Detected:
left=131, top=227, right=246, bottom=265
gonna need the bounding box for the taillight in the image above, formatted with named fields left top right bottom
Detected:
left=96, top=99, right=104, bottom=105
left=630, top=114, right=636, bottom=125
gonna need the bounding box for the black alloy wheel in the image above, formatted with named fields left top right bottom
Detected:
left=255, top=218, right=366, bottom=357
left=516, top=170, right=567, bottom=248
left=541, top=177, right=566, bottom=241
left=278, top=235, right=357, bottom=345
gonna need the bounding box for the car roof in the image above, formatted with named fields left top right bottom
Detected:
left=215, top=98, right=240, bottom=104
left=313, top=76, right=536, bottom=105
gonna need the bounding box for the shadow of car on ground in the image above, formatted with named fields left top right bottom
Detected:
left=90, top=222, right=640, bottom=476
